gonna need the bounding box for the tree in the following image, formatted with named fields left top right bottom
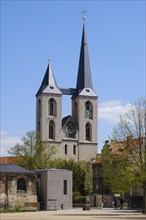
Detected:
left=102, top=97, right=146, bottom=213
left=102, top=143, right=136, bottom=195
left=48, top=158, right=93, bottom=195
left=8, top=131, right=57, bottom=170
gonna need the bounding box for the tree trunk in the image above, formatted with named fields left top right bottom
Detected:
left=143, top=182, right=146, bottom=214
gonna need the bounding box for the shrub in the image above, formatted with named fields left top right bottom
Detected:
left=73, top=192, right=81, bottom=199
left=73, top=196, right=86, bottom=204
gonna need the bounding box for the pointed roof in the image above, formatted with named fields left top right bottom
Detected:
left=36, top=63, right=62, bottom=96
left=76, top=24, right=93, bottom=91
left=62, top=115, right=78, bottom=130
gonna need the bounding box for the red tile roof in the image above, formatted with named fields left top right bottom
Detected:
left=0, top=156, right=19, bottom=164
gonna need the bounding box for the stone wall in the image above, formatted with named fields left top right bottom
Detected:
left=0, top=174, right=37, bottom=210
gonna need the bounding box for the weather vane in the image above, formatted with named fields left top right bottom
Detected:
left=81, top=7, right=88, bottom=22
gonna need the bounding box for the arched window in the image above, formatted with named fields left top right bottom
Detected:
left=86, top=122, right=92, bottom=141
left=65, top=144, right=67, bottom=155
left=74, top=102, right=77, bottom=121
left=49, top=120, right=55, bottom=139
left=64, top=121, right=76, bottom=138
left=17, top=178, right=26, bottom=191
left=73, top=145, right=76, bottom=155
left=38, top=99, right=41, bottom=118
left=37, top=121, right=40, bottom=133
left=84, top=101, right=93, bottom=119
left=48, top=98, right=56, bottom=116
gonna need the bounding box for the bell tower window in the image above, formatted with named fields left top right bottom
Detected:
left=74, top=102, right=77, bottom=121
left=84, top=101, right=93, bottom=119
left=37, top=99, right=41, bottom=118
left=49, top=120, right=55, bottom=139
left=86, top=122, right=92, bottom=141
left=37, top=121, right=40, bottom=133
left=49, top=98, right=56, bottom=116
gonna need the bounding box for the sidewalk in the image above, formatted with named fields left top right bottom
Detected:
left=55, top=207, right=144, bottom=216
left=0, top=208, right=145, bottom=220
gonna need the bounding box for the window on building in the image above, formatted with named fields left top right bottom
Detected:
left=64, top=121, right=76, bottom=138
left=63, top=180, right=67, bottom=195
left=73, top=145, right=76, bottom=155
left=65, top=144, right=67, bottom=155
left=84, top=101, right=93, bottom=119
left=37, top=99, right=41, bottom=118
left=74, top=102, right=77, bottom=121
left=49, top=120, right=55, bottom=139
left=37, top=121, right=40, bottom=133
left=48, top=98, right=56, bottom=116
left=17, top=178, right=26, bottom=191
left=86, top=122, right=92, bottom=141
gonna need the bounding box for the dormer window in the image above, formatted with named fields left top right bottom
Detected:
left=50, top=85, right=54, bottom=89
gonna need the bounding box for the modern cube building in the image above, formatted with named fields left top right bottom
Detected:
left=37, top=169, right=72, bottom=210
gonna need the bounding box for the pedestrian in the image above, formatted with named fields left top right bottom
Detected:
left=113, top=198, right=117, bottom=209
left=120, top=198, right=124, bottom=209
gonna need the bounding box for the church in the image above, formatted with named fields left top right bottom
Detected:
left=36, top=21, right=98, bottom=162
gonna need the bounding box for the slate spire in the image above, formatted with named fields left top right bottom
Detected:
left=76, top=24, right=93, bottom=91
left=36, top=62, right=62, bottom=96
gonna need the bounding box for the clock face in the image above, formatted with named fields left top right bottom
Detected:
left=85, top=110, right=92, bottom=119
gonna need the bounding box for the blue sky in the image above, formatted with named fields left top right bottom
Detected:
left=1, top=0, right=145, bottom=156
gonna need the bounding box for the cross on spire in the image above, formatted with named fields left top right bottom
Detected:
left=48, top=58, right=51, bottom=64
left=81, top=8, right=87, bottom=22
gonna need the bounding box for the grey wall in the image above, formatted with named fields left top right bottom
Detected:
left=39, top=169, right=72, bottom=210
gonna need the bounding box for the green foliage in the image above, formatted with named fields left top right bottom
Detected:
left=73, top=192, right=81, bottom=199
left=102, top=97, right=146, bottom=200
left=14, top=204, right=22, bottom=212
left=73, top=196, right=86, bottom=203
left=8, top=131, right=93, bottom=195
left=8, top=131, right=57, bottom=170
left=48, top=158, right=93, bottom=195
left=102, top=144, right=135, bottom=195
left=0, top=210, right=18, bottom=213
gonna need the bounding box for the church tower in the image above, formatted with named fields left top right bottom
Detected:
left=72, top=24, right=98, bottom=160
left=36, top=22, right=98, bottom=162
left=36, top=63, right=62, bottom=143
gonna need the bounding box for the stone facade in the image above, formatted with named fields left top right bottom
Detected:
left=0, top=165, right=37, bottom=210
left=36, top=24, right=98, bottom=162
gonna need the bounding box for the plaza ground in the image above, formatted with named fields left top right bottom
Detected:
left=0, top=208, right=146, bottom=220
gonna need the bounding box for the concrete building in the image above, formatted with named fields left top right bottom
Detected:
left=37, top=169, right=72, bottom=210
left=36, top=23, right=98, bottom=162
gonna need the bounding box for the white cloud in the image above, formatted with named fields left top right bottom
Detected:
left=0, top=131, right=22, bottom=156
left=98, top=100, right=129, bottom=123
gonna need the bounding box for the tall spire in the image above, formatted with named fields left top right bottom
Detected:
left=36, top=62, right=62, bottom=96
left=76, top=24, right=93, bottom=91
